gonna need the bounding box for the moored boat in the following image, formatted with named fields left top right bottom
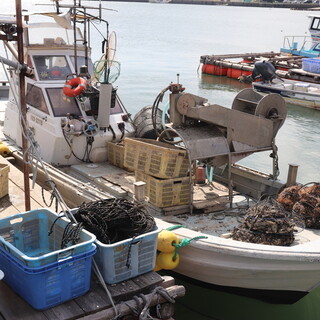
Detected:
left=281, top=14, right=320, bottom=58
left=149, top=0, right=171, bottom=3
left=240, top=60, right=320, bottom=110
left=253, top=77, right=320, bottom=110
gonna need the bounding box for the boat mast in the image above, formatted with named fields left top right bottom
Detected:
left=16, top=0, right=31, bottom=211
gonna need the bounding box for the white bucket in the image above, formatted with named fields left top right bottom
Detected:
left=0, top=270, right=4, bottom=280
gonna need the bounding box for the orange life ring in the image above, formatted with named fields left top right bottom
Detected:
left=63, top=77, right=87, bottom=97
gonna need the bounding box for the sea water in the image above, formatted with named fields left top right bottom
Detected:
left=1, top=1, right=320, bottom=319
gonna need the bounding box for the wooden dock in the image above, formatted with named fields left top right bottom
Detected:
left=0, top=155, right=185, bottom=319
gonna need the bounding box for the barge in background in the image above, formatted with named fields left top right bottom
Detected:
left=201, top=14, right=320, bottom=84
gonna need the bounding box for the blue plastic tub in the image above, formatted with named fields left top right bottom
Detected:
left=94, top=226, right=160, bottom=284
left=302, top=58, right=320, bottom=74
left=0, top=244, right=96, bottom=310
left=0, top=208, right=96, bottom=267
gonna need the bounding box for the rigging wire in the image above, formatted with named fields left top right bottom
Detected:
left=0, top=55, right=76, bottom=223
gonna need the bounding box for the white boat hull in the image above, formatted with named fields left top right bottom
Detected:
left=156, top=218, right=320, bottom=303
left=253, top=78, right=320, bottom=110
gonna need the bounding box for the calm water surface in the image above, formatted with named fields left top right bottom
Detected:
left=2, top=1, right=320, bottom=319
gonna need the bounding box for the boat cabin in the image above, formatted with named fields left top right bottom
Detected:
left=3, top=22, right=135, bottom=166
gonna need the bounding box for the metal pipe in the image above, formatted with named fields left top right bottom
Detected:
left=0, top=54, right=32, bottom=75
left=83, top=7, right=88, bottom=68
left=73, top=0, right=78, bottom=74
left=16, top=0, right=30, bottom=211
left=286, top=164, right=299, bottom=186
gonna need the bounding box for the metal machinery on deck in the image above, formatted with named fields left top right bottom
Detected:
left=162, top=84, right=287, bottom=200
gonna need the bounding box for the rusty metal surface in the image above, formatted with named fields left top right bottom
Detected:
left=183, top=103, right=275, bottom=148
left=171, top=125, right=229, bottom=161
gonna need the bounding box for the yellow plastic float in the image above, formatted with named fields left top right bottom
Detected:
left=157, top=230, right=178, bottom=253
left=155, top=227, right=207, bottom=271
left=0, top=142, right=11, bottom=157
left=156, top=251, right=180, bottom=270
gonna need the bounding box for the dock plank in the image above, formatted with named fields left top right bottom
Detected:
left=42, top=301, right=85, bottom=320
left=73, top=277, right=111, bottom=314
left=0, top=156, right=56, bottom=218
left=0, top=281, right=48, bottom=320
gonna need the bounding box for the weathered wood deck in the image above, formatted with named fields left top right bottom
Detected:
left=0, top=156, right=185, bottom=319
left=0, top=271, right=184, bottom=320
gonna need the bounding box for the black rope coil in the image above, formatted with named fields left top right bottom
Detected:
left=48, top=215, right=83, bottom=249
left=74, top=198, right=156, bottom=244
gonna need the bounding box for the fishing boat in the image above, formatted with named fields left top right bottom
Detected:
left=253, top=78, right=320, bottom=110
left=239, top=60, right=320, bottom=110
left=0, top=1, right=320, bottom=305
left=280, top=14, right=320, bottom=58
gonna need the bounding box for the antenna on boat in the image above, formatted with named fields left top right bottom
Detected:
left=16, top=0, right=31, bottom=211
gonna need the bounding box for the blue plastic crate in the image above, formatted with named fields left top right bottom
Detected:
left=0, top=244, right=96, bottom=310
left=302, top=58, right=320, bottom=74
left=94, top=226, right=160, bottom=284
left=0, top=208, right=96, bottom=267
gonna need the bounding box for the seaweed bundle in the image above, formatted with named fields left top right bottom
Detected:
left=232, top=198, right=295, bottom=246
left=277, top=183, right=320, bottom=229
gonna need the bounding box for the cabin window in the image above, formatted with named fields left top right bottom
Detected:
left=27, top=25, right=82, bottom=47
left=33, top=55, right=72, bottom=81
left=311, top=18, right=320, bottom=31
left=46, top=88, right=81, bottom=117
left=26, top=84, right=49, bottom=114
left=70, top=56, right=94, bottom=75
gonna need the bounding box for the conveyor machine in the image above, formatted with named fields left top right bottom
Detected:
left=161, top=84, right=287, bottom=200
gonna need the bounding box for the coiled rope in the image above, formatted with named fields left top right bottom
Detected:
left=75, top=198, right=156, bottom=244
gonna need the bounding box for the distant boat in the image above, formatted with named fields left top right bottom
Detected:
left=149, top=0, right=171, bottom=3
left=281, top=14, right=320, bottom=58
left=253, top=78, right=320, bottom=110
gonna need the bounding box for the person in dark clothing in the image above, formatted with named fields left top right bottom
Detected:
left=238, top=60, right=278, bottom=83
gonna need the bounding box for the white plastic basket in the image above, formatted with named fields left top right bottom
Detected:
left=94, top=226, right=161, bottom=284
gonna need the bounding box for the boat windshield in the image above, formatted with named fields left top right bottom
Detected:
left=46, top=88, right=81, bottom=117
left=33, top=55, right=72, bottom=81
left=27, top=24, right=83, bottom=47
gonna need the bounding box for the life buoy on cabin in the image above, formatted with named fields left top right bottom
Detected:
left=63, top=77, right=87, bottom=97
